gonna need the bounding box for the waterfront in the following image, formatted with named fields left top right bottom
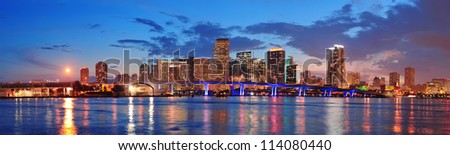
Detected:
left=0, top=97, right=449, bottom=135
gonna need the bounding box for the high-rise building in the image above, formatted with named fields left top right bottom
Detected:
left=139, top=64, right=149, bottom=83
left=235, top=51, right=253, bottom=81
left=404, top=67, right=415, bottom=87
left=95, top=61, right=107, bottom=84
left=286, top=64, right=299, bottom=84
left=131, top=74, right=138, bottom=83
left=373, top=76, right=381, bottom=90
left=123, top=74, right=130, bottom=84
left=211, top=38, right=230, bottom=82
left=347, top=72, right=360, bottom=86
left=80, top=67, right=89, bottom=84
left=265, top=47, right=285, bottom=84
left=326, top=45, right=347, bottom=88
left=389, top=72, right=400, bottom=87
left=380, top=77, right=386, bottom=86
left=116, top=74, right=122, bottom=83
left=252, top=58, right=266, bottom=83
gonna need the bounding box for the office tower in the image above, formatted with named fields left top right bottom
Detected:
left=373, top=77, right=381, bottom=89
left=252, top=58, right=266, bottom=83
left=287, top=56, right=294, bottom=66
left=80, top=67, right=89, bottom=84
left=236, top=51, right=253, bottom=81
left=286, top=64, right=299, bottom=84
left=389, top=72, right=400, bottom=87
left=212, top=38, right=230, bottom=82
left=347, top=72, right=361, bottom=86
left=139, top=64, right=149, bottom=83
left=404, top=67, right=415, bottom=87
left=116, top=74, right=122, bottom=83
left=380, top=77, right=386, bottom=86
left=131, top=74, right=138, bottom=83
left=122, top=74, right=130, bottom=84
left=95, top=61, right=108, bottom=84
left=326, top=44, right=347, bottom=88
left=265, top=48, right=286, bottom=84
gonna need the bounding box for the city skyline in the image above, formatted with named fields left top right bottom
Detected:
left=1, top=0, right=450, bottom=84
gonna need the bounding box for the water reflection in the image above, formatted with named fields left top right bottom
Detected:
left=325, top=98, right=344, bottom=134
left=82, top=99, right=89, bottom=127
left=148, top=97, right=155, bottom=134
left=60, top=98, right=77, bottom=135
left=1, top=97, right=450, bottom=135
left=393, top=98, right=403, bottom=134
left=363, top=98, right=371, bottom=134
left=127, top=97, right=135, bottom=135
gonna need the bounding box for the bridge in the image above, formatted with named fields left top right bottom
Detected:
left=140, top=81, right=381, bottom=97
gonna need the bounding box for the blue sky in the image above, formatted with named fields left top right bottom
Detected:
left=1, top=0, right=449, bottom=84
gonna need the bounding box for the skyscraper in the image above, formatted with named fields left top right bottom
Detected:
left=95, top=61, right=107, bottom=84
left=236, top=51, right=253, bottom=81
left=326, top=45, right=347, bottom=88
left=80, top=67, right=89, bottom=84
left=212, top=38, right=230, bottom=82
left=347, top=72, right=360, bottom=86
left=286, top=64, right=299, bottom=84
left=389, top=72, right=400, bottom=87
left=265, top=47, right=285, bottom=84
left=404, top=67, right=415, bottom=87
left=139, top=64, right=149, bottom=83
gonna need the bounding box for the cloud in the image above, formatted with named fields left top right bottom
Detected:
left=88, top=24, right=102, bottom=29
left=115, top=39, right=160, bottom=52
left=346, top=49, right=405, bottom=81
left=134, top=18, right=164, bottom=32
left=159, top=11, right=190, bottom=23
left=40, top=44, right=73, bottom=53
left=183, top=22, right=234, bottom=40
left=407, top=31, right=450, bottom=54
left=19, top=49, right=59, bottom=70
left=229, top=36, right=265, bottom=52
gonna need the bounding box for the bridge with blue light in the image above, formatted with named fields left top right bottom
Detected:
left=140, top=81, right=381, bottom=97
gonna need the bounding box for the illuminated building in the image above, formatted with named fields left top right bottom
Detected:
left=193, top=57, right=212, bottom=82
left=211, top=38, right=230, bottom=82
left=286, top=64, right=299, bottom=84
left=325, top=45, right=347, bottom=88
left=116, top=74, right=122, bottom=83
left=235, top=51, right=253, bottom=82
left=131, top=74, right=138, bottom=83
left=404, top=67, right=415, bottom=87
left=80, top=67, right=89, bottom=84
left=347, top=72, right=361, bottom=87
left=373, top=77, right=381, bottom=90
left=139, top=64, right=149, bottom=83
left=252, top=58, right=265, bottom=83
left=389, top=72, right=400, bottom=87
left=123, top=74, right=130, bottom=84
left=265, top=47, right=285, bottom=84
left=95, top=61, right=108, bottom=84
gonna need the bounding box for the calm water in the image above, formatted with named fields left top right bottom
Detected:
left=0, top=97, right=449, bottom=135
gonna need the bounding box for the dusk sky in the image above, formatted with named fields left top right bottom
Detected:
left=1, top=0, right=449, bottom=84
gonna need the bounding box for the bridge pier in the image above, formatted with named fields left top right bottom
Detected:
left=271, top=86, right=277, bottom=97
left=298, top=87, right=303, bottom=97
left=328, top=89, right=332, bottom=97
left=239, top=84, right=245, bottom=96
left=203, top=84, right=209, bottom=96
left=170, top=83, right=174, bottom=94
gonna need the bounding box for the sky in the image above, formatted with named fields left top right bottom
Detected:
left=0, top=0, right=449, bottom=84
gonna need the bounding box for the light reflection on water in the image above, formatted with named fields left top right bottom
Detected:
left=0, top=97, right=449, bottom=135
left=60, top=98, right=77, bottom=135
